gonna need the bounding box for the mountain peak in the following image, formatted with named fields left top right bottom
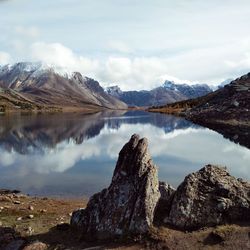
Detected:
left=162, top=80, right=179, bottom=91
left=106, top=85, right=123, bottom=97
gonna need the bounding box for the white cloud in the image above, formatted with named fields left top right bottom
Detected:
left=31, top=42, right=99, bottom=76
left=0, top=51, right=11, bottom=65
left=30, top=42, right=172, bottom=90
left=27, top=40, right=250, bottom=90
left=29, top=42, right=190, bottom=90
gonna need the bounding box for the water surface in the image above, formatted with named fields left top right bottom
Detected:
left=0, top=111, right=249, bottom=197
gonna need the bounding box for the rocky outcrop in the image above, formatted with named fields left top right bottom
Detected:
left=166, top=165, right=250, bottom=230
left=71, top=136, right=250, bottom=238
left=71, top=134, right=160, bottom=239
left=186, top=73, right=250, bottom=148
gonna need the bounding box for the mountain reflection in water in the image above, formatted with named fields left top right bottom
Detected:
left=0, top=111, right=249, bottom=197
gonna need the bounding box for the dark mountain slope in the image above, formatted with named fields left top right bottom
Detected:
left=149, top=74, right=250, bottom=148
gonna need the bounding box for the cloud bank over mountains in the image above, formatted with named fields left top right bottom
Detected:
left=1, top=0, right=250, bottom=90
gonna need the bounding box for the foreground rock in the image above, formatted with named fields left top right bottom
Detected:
left=71, top=134, right=160, bottom=239
left=71, top=135, right=250, bottom=238
left=166, top=165, right=250, bottom=229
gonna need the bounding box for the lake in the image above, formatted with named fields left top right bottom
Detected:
left=0, top=110, right=249, bottom=198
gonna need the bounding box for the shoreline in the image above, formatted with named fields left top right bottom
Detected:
left=0, top=189, right=249, bottom=249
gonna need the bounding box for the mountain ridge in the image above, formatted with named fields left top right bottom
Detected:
left=0, top=62, right=127, bottom=112
left=106, top=80, right=213, bottom=107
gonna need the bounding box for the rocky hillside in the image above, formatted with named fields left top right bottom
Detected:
left=187, top=74, right=250, bottom=123
left=149, top=74, right=250, bottom=148
left=106, top=80, right=212, bottom=107
left=0, top=62, right=127, bottom=112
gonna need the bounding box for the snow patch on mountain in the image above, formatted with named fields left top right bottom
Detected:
left=0, top=62, right=76, bottom=79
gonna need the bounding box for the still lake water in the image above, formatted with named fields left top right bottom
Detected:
left=0, top=110, right=249, bottom=197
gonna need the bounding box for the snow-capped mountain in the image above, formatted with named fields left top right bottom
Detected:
left=0, top=62, right=127, bottom=111
left=0, top=62, right=79, bottom=80
left=162, top=80, right=212, bottom=99
left=106, top=81, right=212, bottom=107
left=106, top=85, right=123, bottom=98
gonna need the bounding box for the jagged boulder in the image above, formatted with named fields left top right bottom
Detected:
left=165, top=165, right=250, bottom=229
left=71, top=134, right=160, bottom=239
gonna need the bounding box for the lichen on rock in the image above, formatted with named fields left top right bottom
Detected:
left=165, top=164, right=250, bottom=230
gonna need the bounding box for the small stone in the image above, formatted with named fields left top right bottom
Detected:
left=25, top=226, right=34, bottom=235
left=40, top=209, right=47, bottom=213
left=28, top=205, right=34, bottom=211
left=16, top=217, right=23, bottom=221
left=27, top=214, right=34, bottom=219
left=13, top=200, right=21, bottom=205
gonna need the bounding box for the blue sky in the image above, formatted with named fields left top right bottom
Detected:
left=1, top=0, right=250, bottom=90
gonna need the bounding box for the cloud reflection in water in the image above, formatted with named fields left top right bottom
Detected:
left=0, top=111, right=249, bottom=197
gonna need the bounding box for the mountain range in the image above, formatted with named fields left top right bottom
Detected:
left=0, top=61, right=231, bottom=112
left=106, top=80, right=213, bottom=107
left=0, top=62, right=127, bottom=112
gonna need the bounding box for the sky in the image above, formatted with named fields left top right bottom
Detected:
left=1, top=0, right=250, bottom=90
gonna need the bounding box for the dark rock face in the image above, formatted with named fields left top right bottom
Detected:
left=71, top=134, right=160, bottom=239
left=166, top=165, right=250, bottom=230
left=154, top=182, right=176, bottom=225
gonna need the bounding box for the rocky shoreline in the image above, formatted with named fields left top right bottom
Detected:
left=1, top=135, right=250, bottom=249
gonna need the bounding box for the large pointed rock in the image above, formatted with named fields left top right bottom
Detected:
left=165, top=165, right=250, bottom=229
left=71, top=134, right=160, bottom=239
